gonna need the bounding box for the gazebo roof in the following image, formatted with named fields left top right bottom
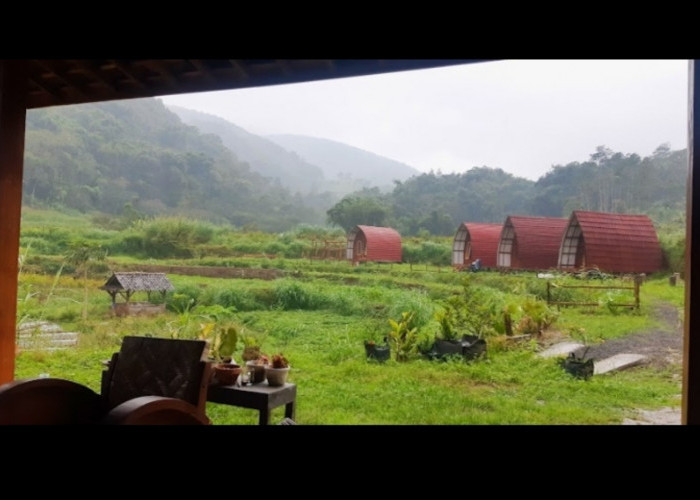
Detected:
left=99, top=272, right=174, bottom=293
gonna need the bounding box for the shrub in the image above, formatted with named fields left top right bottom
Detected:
left=275, top=280, right=318, bottom=310
left=166, top=284, right=201, bottom=313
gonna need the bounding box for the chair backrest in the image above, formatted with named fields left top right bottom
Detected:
left=102, top=336, right=211, bottom=413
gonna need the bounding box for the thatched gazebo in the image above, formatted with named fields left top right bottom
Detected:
left=99, top=272, right=174, bottom=317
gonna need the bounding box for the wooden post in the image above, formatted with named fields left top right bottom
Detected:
left=684, top=60, right=700, bottom=425
left=634, top=276, right=641, bottom=310
left=547, top=281, right=551, bottom=305
left=0, top=60, right=27, bottom=384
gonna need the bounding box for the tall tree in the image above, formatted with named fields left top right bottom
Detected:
left=326, top=195, right=390, bottom=231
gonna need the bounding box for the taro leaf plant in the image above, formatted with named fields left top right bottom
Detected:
left=388, top=310, right=420, bottom=362
left=198, top=322, right=239, bottom=363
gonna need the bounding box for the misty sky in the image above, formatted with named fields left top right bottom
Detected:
left=159, top=60, right=689, bottom=181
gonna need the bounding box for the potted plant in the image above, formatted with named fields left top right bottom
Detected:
left=425, top=304, right=487, bottom=362
left=559, top=349, right=594, bottom=380
left=559, top=327, right=594, bottom=380
left=431, top=306, right=463, bottom=357
left=387, top=310, right=420, bottom=362
left=265, top=353, right=291, bottom=386
left=245, top=354, right=269, bottom=385
left=199, top=322, right=242, bottom=385
left=241, top=334, right=266, bottom=363
left=363, top=333, right=390, bottom=362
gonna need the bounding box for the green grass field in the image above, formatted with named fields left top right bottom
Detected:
left=13, top=257, right=684, bottom=425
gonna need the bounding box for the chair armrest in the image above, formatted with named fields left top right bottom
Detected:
left=100, top=396, right=211, bottom=425
left=0, top=377, right=103, bottom=424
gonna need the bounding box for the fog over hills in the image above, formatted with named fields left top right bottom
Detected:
left=265, top=134, right=421, bottom=189
left=167, top=105, right=420, bottom=195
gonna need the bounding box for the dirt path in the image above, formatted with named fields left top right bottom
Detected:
left=585, top=301, right=683, bottom=425
left=581, top=301, right=683, bottom=370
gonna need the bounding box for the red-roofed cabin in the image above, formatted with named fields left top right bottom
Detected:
left=452, top=222, right=502, bottom=270
left=558, top=210, right=665, bottom=274
left=497, top=215, right=569, bottom=271
left=346, top=225, right=402, bottom=265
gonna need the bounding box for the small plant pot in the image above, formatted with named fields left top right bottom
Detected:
left=364, top=341, right=390, bottom=362
left=212, top=363, right=242, bottom=386
left=425, top=337, right=487, bottom=362
left=245, top=361, right=268, bottom=384
left=461, top=335, right=487, bottom=361
left=265, top=366, right=290, bottom=387
left=560, top=357, right=594, bottom=380
left=434, top=339, right=464, bottom=356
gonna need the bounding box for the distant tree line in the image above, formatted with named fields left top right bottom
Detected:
left=326, top=144, right=687, bottom=236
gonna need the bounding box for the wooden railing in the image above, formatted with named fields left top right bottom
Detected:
left=546, top=275, right=643, bottom=310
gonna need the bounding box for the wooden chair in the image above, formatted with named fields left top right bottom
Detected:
left=0, top=336, right=213, bottom=425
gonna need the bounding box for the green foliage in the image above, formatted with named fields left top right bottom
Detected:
left=126, top=217, right=215, bottom=259
left=197, top=321, right=240, bottom=362
left=14, top=263, right=684, bottom=424
left=204, top=287, right=262, bottom=312
left=326, top=193, right=391, bottom=231
left=24, top=99, right=329, bottom=232
left=434, top=306, right=459, bottom=341
left=659, top=232, right=685, bottom=274
left=387, top=311, right=421, bottom=362
left=274, top=280, right=318, bottom=310
left=518, top=297, right=559, bottom=334
left=437, top=277, right=504, bottom=339
left=402, top=239, right=451, bottom=266
left=166, top=284, right=201, bottom=313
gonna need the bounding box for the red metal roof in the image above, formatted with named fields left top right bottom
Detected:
left=564, top=211, right=665, bottom=273
left=499, top=215, right=569, bottom=270
left=453, top=222, right=502, bottom=268
left=349, top=225, right=402, bottom=263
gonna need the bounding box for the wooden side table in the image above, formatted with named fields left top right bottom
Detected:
left=207, top=382, right=296, bottom=425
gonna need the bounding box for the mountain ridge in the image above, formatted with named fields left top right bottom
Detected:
left=166, top=104, right=420, bottom=195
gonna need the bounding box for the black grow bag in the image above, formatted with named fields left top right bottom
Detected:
left=559, top=354, right=594, bottom=380
left=423, top=335, right=487, bottom=362
left=364, top=341, right=391, bottom=362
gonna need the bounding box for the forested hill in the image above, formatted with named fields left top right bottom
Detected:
left=165, top=105, right=327, bottom=195
left=327, top=145, right=688, bottom=236
left=23, top=98, right=326, bottom=231
left=21, top=97, right=687, bottom=236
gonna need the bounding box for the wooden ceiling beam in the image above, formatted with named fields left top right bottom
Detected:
left=139, top=60, right=179, bottom=88
left=33, top=60, right=89, bottom=99
left=109, top=60, right=146, bottom=89
left=188, top=60, right=217, bottom=84
left=71, top=61, right=117, bottom=93
left=227, top=60, right=250, bottom=81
